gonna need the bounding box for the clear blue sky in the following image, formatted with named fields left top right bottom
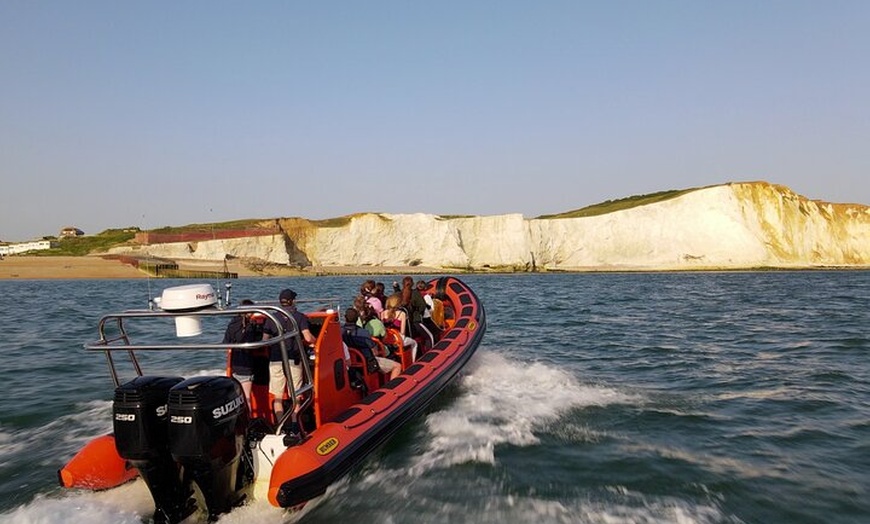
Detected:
left=2, top=1, right=868, bottom=241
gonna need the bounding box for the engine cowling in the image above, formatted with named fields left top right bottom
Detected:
left=168, top=376, right=251, bottom=520
left=112, top=376, right=192, bottom=524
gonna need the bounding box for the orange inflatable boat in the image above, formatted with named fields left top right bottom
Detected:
left=59, top=276, right=485, bottom=522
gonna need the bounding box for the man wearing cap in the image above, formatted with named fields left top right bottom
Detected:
left=264, top=288, right=316, bottom=422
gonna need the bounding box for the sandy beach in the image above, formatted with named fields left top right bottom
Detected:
left=0, top=256, right=149, bottom=279
left=0, top=256, right=281, bottom=279
left=0, top=256, right=444, bottom=279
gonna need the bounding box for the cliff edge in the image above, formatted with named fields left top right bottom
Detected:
left=108, top=182, right=870, bottom=272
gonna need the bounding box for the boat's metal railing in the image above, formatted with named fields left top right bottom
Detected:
left=84, top=298, right=341, bottom=435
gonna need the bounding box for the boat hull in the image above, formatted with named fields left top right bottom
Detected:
left=268, top=276, right=486, bottom=507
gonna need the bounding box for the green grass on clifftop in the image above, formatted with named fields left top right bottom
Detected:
left=35, top=229, right=137, bottom=256
left=149, top=218, right=267, bottom=233
left=537, top=188, right=697, bottom=219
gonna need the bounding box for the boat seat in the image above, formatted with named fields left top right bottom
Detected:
left=348, top=347, right=383, bottom=392
left=382, top=329, right=412, bottom=368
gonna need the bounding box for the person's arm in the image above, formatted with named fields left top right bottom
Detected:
left=261, top=318, right=277, bottom=341
left=396, top=310, right=408, bottom=337
left=296, top=314, right=316, bottom=345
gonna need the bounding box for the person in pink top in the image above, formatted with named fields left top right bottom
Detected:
left=380, top=292, right=418, bottom=361
left=360, top=280, right=383, bottom=316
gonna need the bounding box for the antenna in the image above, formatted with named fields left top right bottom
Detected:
left=142, top=213, right=155, bottom=310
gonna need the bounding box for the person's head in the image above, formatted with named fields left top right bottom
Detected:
left=402, top=276, right=413, bottom=287
left=353, top=294, right=367, bottom=312
left=385, top=293, right=402, bottom=310
left=359, top=303, right=376, bottom=321
left=416, top=280, right=427, bottom=291
left=240, top=299, right=264, bottom=324
left=375, top=282, right=385, bottom=295
left=360, top=280, right=376, bottom=296
left=279, top=288, right=297, bottom=306
left=240, top=299, right=254, bottom=318
left=344, top=307, right=360, bottom=324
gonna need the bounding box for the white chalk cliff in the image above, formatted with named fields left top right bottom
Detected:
left=109, top=182, right=870, bottom=271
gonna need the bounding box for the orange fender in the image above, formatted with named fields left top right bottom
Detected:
left=58, top=434, right=138, bottom=490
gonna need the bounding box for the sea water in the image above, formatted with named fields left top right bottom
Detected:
left=0, top=273, right=867, bottom=524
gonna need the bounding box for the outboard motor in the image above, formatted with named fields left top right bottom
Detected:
left=168, top=376, right=251, bottom=520
left=113, top=375, right=192, bottom=524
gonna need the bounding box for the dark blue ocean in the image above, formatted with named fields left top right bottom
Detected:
left=0, top=273, right=867, bottom=524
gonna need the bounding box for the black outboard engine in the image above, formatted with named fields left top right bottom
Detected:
left=113, top=375, right=192, bottom=524
left=168, top=376, right=251, bottom=521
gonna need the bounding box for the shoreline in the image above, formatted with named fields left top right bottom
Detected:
left=1, top=256, right=867, bottom=280
left=0, top=256, right=449, bottom=280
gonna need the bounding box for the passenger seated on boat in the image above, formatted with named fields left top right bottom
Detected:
left=416, top=279, right=443, bottom=340
left=360, top=280, right=384, bottom=316
left=264, top=289, right=316, bottom=422
left=373, top=282, right=388, bottom=310
left=343, top=308, right=400, bottom=380
left=223, top=299, right=264, bottom=408
left=384, top=291, right=402, bottom=310
left=342, top=305, right=379, bottom=373
left=359, top=303, right=387, bottom=340
left=353, top=297, right=401, bottom=356
left=380, top=295, right=418, bottom=362
left=352, top=294, right=368, bottom=320
left=401, top=276, right=435, bottom=353
left=360, top=302, right=405, bottom=362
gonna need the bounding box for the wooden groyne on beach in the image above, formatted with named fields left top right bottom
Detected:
left=113, top=256, right=238, bottom=279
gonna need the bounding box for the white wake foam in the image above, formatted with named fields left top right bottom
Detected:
left=409, top=350, right=632, bottom=473
left=320, top=347, right=722, bottom=523
left=1, top=481, right=153, bottom=524
left=0, top=400, right=114, bottom=472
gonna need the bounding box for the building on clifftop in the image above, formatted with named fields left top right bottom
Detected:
left=60, top=227, right=84, bottom=238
